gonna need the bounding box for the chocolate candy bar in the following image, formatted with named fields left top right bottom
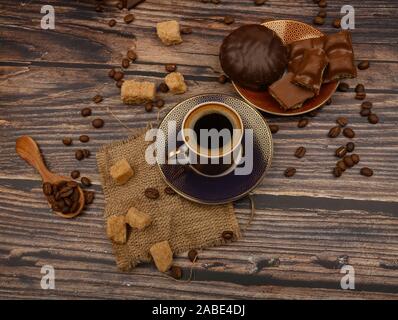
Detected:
left=288, top=36, right=325, bottom=73
left=293, top=48, right=328, bottom=95
left=268, top=73, right=314, bottom=111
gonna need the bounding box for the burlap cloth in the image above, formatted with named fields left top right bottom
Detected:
left=96, top=129, right=241, bottom=271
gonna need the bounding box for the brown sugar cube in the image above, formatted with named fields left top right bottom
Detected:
left=110, top=159, right=134, bottom=185
left=164, top=72, right=187, bottom=94
left=106, top=215, right=127, bottom=244
left=149, top=240, right=173, bottom=272
left=156, top=20, right=183, bottom=46
left=125, top=207, right=152, bottom=230
left=121, top=80, right=156, bottom=105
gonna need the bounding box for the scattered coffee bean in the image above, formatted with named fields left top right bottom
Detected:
left=360, top=108, right=371, bottom=117
left=358, top=61, right=370, bottom=70
left=82, top=149, right=90, bottom=158
left=284, top=167, right=296, bottom=178
left=164, top=186, right=176, bottom=195
left=124, top=14, right=135, bottom=24
left=113, top=71, right=124, bottom=81
left=218, top=74, right=229, bottom=84
left=355, top=92, right=366, bottom=100
left=343, top=127, right=355, bottom=139
left=116, top=80, right=124, bottom=88
left=84, top=191, right=95, bottom=205
left=346, top=142, right=355, bottom=153
left=336, top=116, right=348, bottom=127
left=328, top=126, right=341, bottom=138
left=343, top=155, right=354, bottom=168
left=108, top=68, right=116, bottom=79
left=295, top=146, right=306, bottom=159
left=337, top=160, right=347, bottom=172
left=333, top=167, right=343, bottom=178
left=313, top=16, right=325, bottom=25
left=254, top=0, right=266, bottom=5
left=165, top=64, right=177, bottom=73
left=156, top=99, right=165, bottom=109
left=222, top=231, right=234, bottom=240
left=122, top=58, right=130, bottom=69
left=170, top=266, right=182, bottom=279
left=108, top=19, right=117, bottom=27
left=92, top=94, right=103, bottom=104
left=335, top=146, right=347, bottom=158
left=75, top=149, right=84, bottom=161
left=368, top=113, right=379, bottom=124
left=144, top=187, right=160, bottom=199
left=81, top=177, right=92, bottom=187
left=361, top=101, right=373, bottom=109
left=92, top=118, right=104, bottom=129
left=360, top=167, right=373, bottom=177
left=42, top=182, right=53, bottom=196
left=298, top=118, right=309, bottom=128
left=145, top=102, right=153, bottom=112
left=71, top=170, right=80, bottom=179
left=188, top=249, right=198, bottom=262
left=269, top=124, right=279, bottom=134
left=81, top=107, right=92, bottom=117
left=127, top=50, right=137, bottom=61
left=62, top=137, right=72, bottom=146
left=79, top=135, right=89, bottom=143
left=181, top=27, right=192, bottom=34
left=158, top=82, right=169, bottom=93
left=338, top=82, right=349, bottom=92
left=355, top=84, right=365, bottom=93
left=332, top=18, right=341, bottom=28
left=223, top=16, right=235, bottom=25
left=351, top=154, right=360, bottom=165
left=318, top=9, right=327, bottom=18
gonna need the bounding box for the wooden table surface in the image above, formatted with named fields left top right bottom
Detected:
left=1, top=0, right=398, bottom=300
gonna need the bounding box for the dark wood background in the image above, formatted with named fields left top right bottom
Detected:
left=1, top=0, right=397, bottom=299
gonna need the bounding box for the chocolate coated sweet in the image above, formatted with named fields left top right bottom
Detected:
left=287, top=36, right=325, bottom=73
left=219, top=25, right=287, bottom=91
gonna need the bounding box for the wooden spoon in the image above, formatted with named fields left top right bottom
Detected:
left=15, top=135, right=85, bottom=219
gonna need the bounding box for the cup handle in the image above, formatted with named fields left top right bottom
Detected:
left=168, top=144, right=189, bottom=164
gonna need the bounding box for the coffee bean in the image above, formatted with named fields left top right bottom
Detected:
left=361, top=101, right=373, bottom=109
left=254, top=0, right=266, bottom=5
left=337, top=160, right=347, bottom=172
left=335, top=146, right=347, bottom=158
left=122, top=58, right=130, bottom=69
left=368, top=113, right=379, bottom=124
left=346, top=142, right=355, bottom=153
left=326, top=98, right=332, bottom=105
left=92, top=118, right=104, bottom=128
left=84, top=191, right=95, bottom=205
left=145, top=102, right=153, bottom=112
left=313, top=16, right=325, bottom=25
left=269, top=124, right=279, bottom=134
left=298, top=118, right=309, bottom=128
left=60, top=187, right=73, bottom=198
left=62, top=137, right=72, bottom=146
left=333, top=167, right=343, bottom=178
left=108, top=68, right=116, bottom=78
left=358, top=61, right=370, bottom=70
left=113, top=71, right=124, bottom=81
left=223, top=16, right=235, bottom=25
left=170, top=266, right=182, bottom=279
left=164, top=186, right=176, bottom=195
left=295, top=146, right=306, bottom=159
left=81, top=107, right=92, bottom=117
left=70, top=200, right=80, bottom=213
left=336, top=117, right=348, bottom=127
left=75, top=149, right=84, bottom=161
left=343, top=155, right=354, bottom=168
left=332, top=18, right=341, bottom=28
left=124, top=14, right=135, bottom=24
left=158, top=82, right=169, bottom=93
left=81, top=177, right=91, bottom=187
left=351, top=154, right=360, bottom=165
left=127, top=50, right=137, bottom=61
left=218, top=74, right=229, bottom=84
left=355, top=84, right=365, bottom=93
left=318, top=9, right=327, bottom=18
left=360, top=108, right=371, bottom=117
left=144, top=187, right=159, bottom=199
left=64, top=198, right=72, bottom=207
left=181, top=27, right=192, bottom=34
left=222, top=231, right=234, bottom=240
left=355, top=92, right=366, bottom=100
left=54, top=191, right=61, bottom=201
left=79, top=135, right=89, bottom=143
left=116, top=80, right=124, bottom=88
left=82, top=149, right=90, bottom=158
left=360, top=167, right=373, bottom=177
left=108, top=19, right=117, bottom=27
left=343, top=127, right=355, bottom=139
left=338, top=82, right=349, bottom=92
left=188, top=249, right=198, bottom=262
left=284, top=167, right=296, bottom=178
left=308, top=109, right=318, bottom=117
left=92, top=94, right=103, bottom=104
left=71, top=188, right=80, bottom=202
left=43, top=182, right=53, bottom=196
left=328, top=126, right=341, bottom=138
left=71, top=170, right=80, bottom=179
left=165, top=64, right=177, bottom=73
left=156, top=99, right=165, bottom=108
